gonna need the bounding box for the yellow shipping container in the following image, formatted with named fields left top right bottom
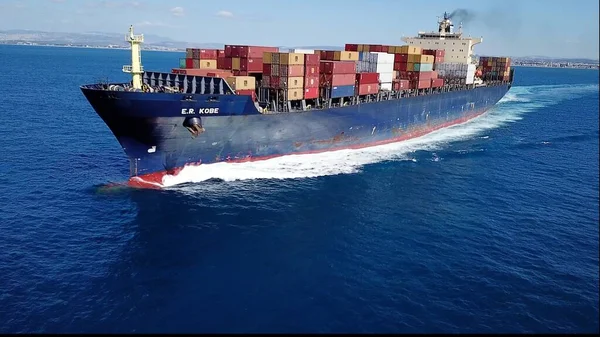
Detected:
left=226, top=76, right=256, bottom=91
left=198, top=59, right=218, bottom=69
left=406, top=62, right=414, bottom=71
left=398, top=45, right=421, bottom=55
left=286, top=88, right=304, bottom=101
left=232, top=57, right=240, bottom=70
left=333, top=51, right=359, bottom=61
left=280, top=53, right=304, bottom=65
left=284, top=76, right=304, bottom=89
left=358, top=44, right=370, bottom=52
left=263, top=52, right=273, bottom=64
left=414, top=55, right=434, bottom=64
left=388, top=45, right=398, bottom=54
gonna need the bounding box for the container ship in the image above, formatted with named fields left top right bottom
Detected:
left=80, top=12, right=514, bottom=189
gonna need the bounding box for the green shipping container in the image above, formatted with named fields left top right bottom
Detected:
left=414, top=63, right=433, bottom=72
left=179, top=58, right=186, bottom=68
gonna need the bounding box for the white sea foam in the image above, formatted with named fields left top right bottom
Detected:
left=151, top=83, right=598, bottom=189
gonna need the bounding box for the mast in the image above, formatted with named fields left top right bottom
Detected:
left=122, top=25, right=144, bottom=90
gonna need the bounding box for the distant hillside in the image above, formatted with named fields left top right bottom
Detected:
left=0, top=29, right=220, bottom=50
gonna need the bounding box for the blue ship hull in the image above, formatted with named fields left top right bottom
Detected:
left=81, top=80, right=511, bottom=188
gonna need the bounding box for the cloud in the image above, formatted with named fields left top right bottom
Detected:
left=136, top=21, right=177, bottom=28
left=170, top=6, right=184, bottom=17
left=216, top=10, right=234, bottom=18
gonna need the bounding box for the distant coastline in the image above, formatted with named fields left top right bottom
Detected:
left=2, top=42, right=599, bottom=70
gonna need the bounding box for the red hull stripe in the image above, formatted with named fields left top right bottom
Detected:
left=127, top=110, right=487, bottom=189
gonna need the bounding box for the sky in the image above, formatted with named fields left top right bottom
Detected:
left=0, top=0, right=598, bottom=59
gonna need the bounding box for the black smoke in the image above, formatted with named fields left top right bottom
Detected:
left=448, top=9, right=476, bottom=25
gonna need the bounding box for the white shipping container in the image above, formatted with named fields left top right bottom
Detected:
left=291, top=48, right=315, bottom=54
left=380, top=82, right=393, bottom=91
left=378, top=72, right=394, bottom=83
left=373, top=52, right=394, bottom=64
left=376, top=63, right=394, bottom=73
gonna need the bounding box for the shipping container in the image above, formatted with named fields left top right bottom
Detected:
left=279, top=64, right=305, bottom=77
left=192, top=59, right=200, bottom=69
left=185, top=58, right=193, bottom=68
left=286, top=88, right=304, bottom=101
left=217, top=57, right=227, bottom=69
left=397, top=45, right=422, bottom=55
left=237, top=46, right=278, bottom=58
left=304, top=53, right=320, bottom=66
left=330, top=84, right=355, bottom=98
left=224, top=45, right=233, bottom=57
left=186, top=48, right=193, bottom=59
left=356, top=72, right=379, bottom=84
left=333, top=51, right=359, bottom=61
left=380, top=82, right=392, bottom=91
left=356, top=83, right=379, bottom=95
left=206, top=70, right=234, bottom=78
left=304, top=87, right=319, bottom=99
left=415, top=55, right=434, bottom=64
left=414, top=63, right=433, bottom=72
left=240, top=58, right=263, bottom=72
left=222, top=57, right=233, bottom=70
left=409, top=71, right=433, bottom=81
left=199, top=49, right=218, bottom=59
left=434, top=56, right=444, bottom=64
left=393, top=79, right=410, bottom=90
left=358, top=44, right=368, bottom=52
left=226, top=76, right=256, bottom=90
left=376, top=62, right=394, bottom=73
left=411, top=79, right=431, bottom=89
left=291, top=48, right=315, bottom=54
left=218, top=50, right=226, bottom=57
left=262, top=63, right=277, bottom=76
left=320, top=60, right=356, bottom=74
left=304, top=75, right=319, bottom=88
left=273, top=76, right=304, bottom=89
left=263, top=52, right=273, bottom=64
left=232, top=57, right=240, bottom=70
left=280, top=53, right=304, bottom=65
left=379, top=72, right=393, bottom=83
left=394, top=62, right=410, bottom=71
left=320, top=73, right=355, bottom=86
left=304, top=65, right=319, bottom=76
left=407, top=54, right=421, bottom=63
left=233, top=70, right=249, bottom=76
left=345, top=44, right=359, bottom=51
left=236, top=89, right=257, bottom=101
left=430, top=78, right=444, bottom=88
left=394, top=53, right=409, bottom=63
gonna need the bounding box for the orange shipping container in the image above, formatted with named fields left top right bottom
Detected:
left=415, top=55, right=434, bottom=64
left=232, top=57, right=241, bottom=70
left=283, top=76, right=304, bottom=89
left=226, top=76, right=256, bottom=90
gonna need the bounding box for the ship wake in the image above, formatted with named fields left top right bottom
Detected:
left=141, top=83, right=596, bottom=190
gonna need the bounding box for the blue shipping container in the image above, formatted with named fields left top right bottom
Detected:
left=331, top=85, right=355, bottom=98
left=358, top=52, right=370, bottom=61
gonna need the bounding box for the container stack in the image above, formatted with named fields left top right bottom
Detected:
left=262, top=52, right=306, bottom=101
left=432, top=63, right=476, bottom=85
left=303, top=52, right=321, bottom=99
left=224, top=45, right=279, bottom=76
left=373, top=52, right=394, bottom=90
left=319, top=59, right=357, bottom=99
left=423, top=49, right=445, bottom=65
left=355, top=72, right=380, bottom=95
left=180, top=48, right=219, bottom=70
left=226, top=76, right=257, bottom=101
left=479, top=56, right=511, bottom=81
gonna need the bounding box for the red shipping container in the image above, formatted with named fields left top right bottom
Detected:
left=224, top=45, right=233, bottom=57
left=304, top=53, right=320, bottom=66
left=431, top=71, right=438, bottom=79
left=345, top=44, right=358, bottom=51
left=199, top=49, right=218, bottom=59
left=356, top=72, right=379, bottom=84
left=369, top=44, right=383, bottom=52
left=233, top=70, right=248, bottom=76
left=279, top=64, right=304, bottom=77
left=217, top=57, right=226, bottom=69
left=394, top=53, right=409, bottom=63
left=408, top=71, right=432, bottom=81
left=430, top=78, right=444, bottom=88
left=221, top=57, right=232, bottom=70
left=304, top=65, right=319, bottom=76
left=323, top=51, right=335, bottom=60
left=304, top=75, right=319, bottom=88
left=356, top=83, right=378, bottom=95
left=394, top=62, right=410, bottom=72
left=396, top=79, right=410, bottom=90
left=218, top=50, right=226, bottom=57
left=434, top=56, right=444, bottom=63
left=436, top=50, right=445, bottom=57
left=320, top=73, right=355, bottom=86
left=240, top=57, right=263, bottom=72
left=238, top=46, right=278, bottom=58
left=185, top=58, right=194, bottom=68
left=206, top=70, right=234, bottom=78
left=304, top=87, right=319, bottom=99
left=320, top=60, right=356, bottom=74
left=236, top=89, right=256, bottom=101
left=422, top=49, right=435, bottom=56
left=411, top=79, right=431, bottom=89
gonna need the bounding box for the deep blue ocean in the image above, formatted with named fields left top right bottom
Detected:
left=0, top=45, right=598, bottom=333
